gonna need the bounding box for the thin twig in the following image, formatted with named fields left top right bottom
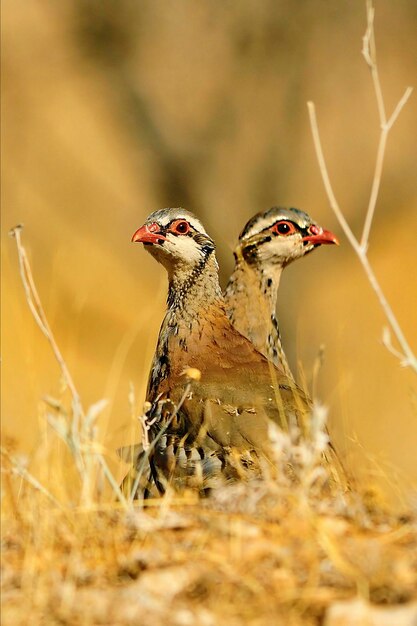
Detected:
left=127, top=382, right=193, bottom=503
left=307, top=103, right=416, bottom=373
left=360, top=1, right=413, bottom=248
left=306, top=105, right=359, bottom=253
left=97, top=455, right=128, bottom=507
left=9, top=225, right=131, bottom=507
left=382, top=327, right=408, bottom=364
left=306, top=1, right=416, bottom=373
left=10, top=225, right=87, bottom=482
left=361, top=131, right=387, bottom=252
left=9, top=225, right=84, bottom=418
left=386, top=87, right=413, bottom=131
left=362, top=1, right=386, bottom=125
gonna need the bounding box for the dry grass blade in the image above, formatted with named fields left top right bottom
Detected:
left=8, top=224, right=128, bottom=508
left=8, top=225, right=84, bottom=419
left=124, top=380, right=194, bottom=503
left=1, top=447, right=64, bottom=509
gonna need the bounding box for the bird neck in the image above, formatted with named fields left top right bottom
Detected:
left=166, top=252, right=222, bottom=311
left=225, top=258, right=282, bottom=333
left=225, top=258, right=292, bottom=375
left=147, top=253, right=224, bottom=400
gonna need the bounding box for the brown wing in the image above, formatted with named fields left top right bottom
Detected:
left=145, top=303, right=311, bottom=493
left=157, top=308, right=310, bottom=449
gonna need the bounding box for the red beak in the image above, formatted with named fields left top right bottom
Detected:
left=302, top=228, right=339, bottom=246
left=131, top=222, right=167, bottom=244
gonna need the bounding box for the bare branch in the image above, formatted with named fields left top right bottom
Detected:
left=362, top=0, right=386, bottom=125
left=386, top=86, right=413, bottom=131
left=360, top=131, right=387, bottom=251
left=361, top=4, right=374, bottom=68
left=307, top=1, right=416, bottom=373
left=307, top=103, right=417, bottom=374
left=307, top=103, right=360, bottom=254
left=358, top=253, right=417, bottom=372
left=382, top=327, right=408, bottom=365
left=361, top=86, right=413, bottom=248
left=359, top=2, right=413, bottom=248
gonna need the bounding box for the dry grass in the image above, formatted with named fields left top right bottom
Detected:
left=2, top=437, right=417, bottom=626
left=2, top=2, right=417, bottom=625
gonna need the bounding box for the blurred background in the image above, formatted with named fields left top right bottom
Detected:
left=2, top=0, right=416, bottom=505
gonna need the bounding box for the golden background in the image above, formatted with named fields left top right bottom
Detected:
left=2, top=1, right=416, bottom=504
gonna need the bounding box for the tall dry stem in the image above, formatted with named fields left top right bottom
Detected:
left=9, top=225, right=128, bottom=508
left=307, top=1, right=416, bottom=373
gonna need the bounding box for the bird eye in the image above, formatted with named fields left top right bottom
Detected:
left=171, top=220, right=190, bottom=235
left=273, top=221, right=296, bottom=236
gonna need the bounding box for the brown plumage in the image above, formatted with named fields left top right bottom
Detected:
left=224, top=207, right=348, bottom=488
left=127, top=208, right=310, bottom=495
left=225, top=207, right=339, bottom=377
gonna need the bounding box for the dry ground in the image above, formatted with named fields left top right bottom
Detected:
left=2, top=3, right=417, bottom=624
left=2, top=444, right=417, bottom=626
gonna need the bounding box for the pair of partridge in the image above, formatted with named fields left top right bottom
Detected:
left=125, top=208, right=339, bottom=495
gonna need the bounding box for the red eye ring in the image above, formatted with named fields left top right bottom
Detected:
left=273, top=220, right=296, bottom=236
left=170, top=220, right=190, bottom=235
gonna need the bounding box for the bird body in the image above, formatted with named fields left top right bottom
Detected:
left=129, top=208, right=310, bottom=493
left=223, top=207, right=348, bottom=488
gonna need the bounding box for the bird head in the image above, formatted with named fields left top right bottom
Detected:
left=236, top=206, right=339, bottom=267
left=132, top=208, right=216, bottom=275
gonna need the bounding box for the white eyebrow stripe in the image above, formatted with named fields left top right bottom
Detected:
left=146, top=209, right=208, bottom=235
left=241, top=208, right=313, bottom=240
left=242, top=215, right=290, bottom=239
left=175, top=216, right=206, bottom=233
left=246, top=216, right=281, bottom=235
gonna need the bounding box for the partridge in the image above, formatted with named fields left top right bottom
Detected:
left=223, top=207, right=347, bottom=486
left=129, top=208, right=310, bottom=494
left=225, top=207, right=338, bottom=377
